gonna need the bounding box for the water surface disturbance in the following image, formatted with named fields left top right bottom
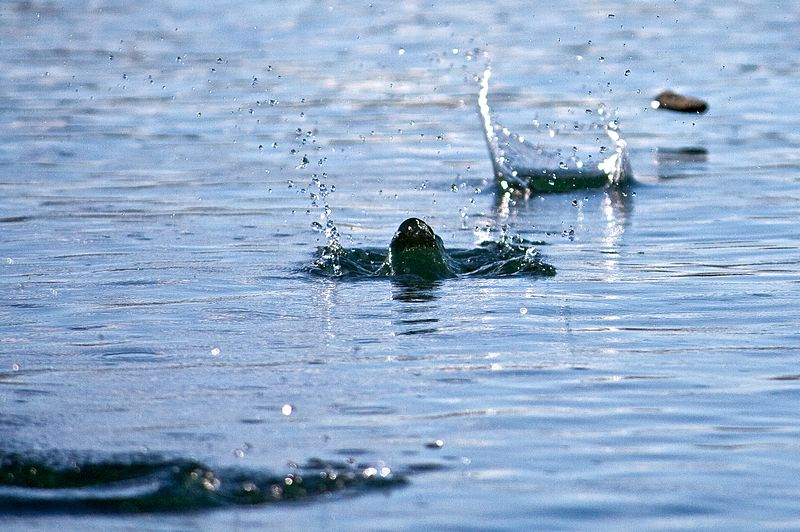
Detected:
left=0, top=453, right=405, bottom=513
left=309, top=218, right=555, bottom=281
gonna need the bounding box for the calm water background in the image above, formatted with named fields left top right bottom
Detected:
left=2, top=0, right=800, bottom=529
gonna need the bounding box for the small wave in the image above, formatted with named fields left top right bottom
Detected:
left=0, top=452, right=405, bottom=514
left=478, top=68, right=633, bottom=193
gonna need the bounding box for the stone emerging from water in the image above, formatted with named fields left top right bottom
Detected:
left=651, top=90, right=708, bottom=114
left=309, top=218, right=555, bottom=280
left=388, top=218, right=457, bottom=281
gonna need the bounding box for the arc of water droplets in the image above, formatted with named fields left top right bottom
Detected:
left=478, top=67, right=632, bottom=188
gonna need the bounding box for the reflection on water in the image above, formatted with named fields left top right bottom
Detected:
left=391, top=279, right=440, bottom=303
left=597, top=188, right=632, bottom=281
left=492, top=185, right=633, bottom=281
left=655, top=147, right=709, bottom=179
left=391, top=279, right=441, bottom=336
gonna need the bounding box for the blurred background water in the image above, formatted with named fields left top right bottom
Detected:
left=1, top=0, right=799, bottom=529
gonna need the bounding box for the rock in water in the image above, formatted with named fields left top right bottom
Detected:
left=387, top=218, right=456, bottom=280
left=651, top=90, right=708, bottom=113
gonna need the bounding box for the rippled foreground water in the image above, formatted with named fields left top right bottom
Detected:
left=2, top=1, right=800, bottom=530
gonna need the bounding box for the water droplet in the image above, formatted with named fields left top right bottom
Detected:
left=311, top=221, right=324, bottom=232
left=281, top=404, right=294, bottom=416
left=210, top=347, right=221, bottom=356
left=624, top=69, right=631, bottom=76
left=398, top=48, right=405, bottom=55
left=450, top=184, right=458, bottom=192
left=608, top=13, right=615, bottom=18
left=12, top=363, right=20, bottom=371
left=519, top=307, right=528, bottom=315
left=599, top=56, right=605, bottom=62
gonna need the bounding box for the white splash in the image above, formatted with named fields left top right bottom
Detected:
left=479, top=68, right=633, bottom=192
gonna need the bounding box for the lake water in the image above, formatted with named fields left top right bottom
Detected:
left=2, top=0, right=800, bottom=529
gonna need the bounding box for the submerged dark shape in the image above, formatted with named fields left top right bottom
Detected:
left=478, top=68, right=633, bottom=193
left=0, top=452, right=405, bottom=514
left=651, top=90, right=708, bottom=114
left=387, top=218, right=457, bottom=281
left=309, top=218, right=555, bottom=280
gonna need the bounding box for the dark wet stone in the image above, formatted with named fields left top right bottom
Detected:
left=652, top=90, right=708, bottom=113
left=388, top=218, right=457, bottom=281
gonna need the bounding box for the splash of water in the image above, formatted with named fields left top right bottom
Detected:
left=309, top=172, right=342, bottom=274
left=289, top=125, right=343, bottom=275
left=309, top=237, right=555, bottom=280
left=478, top=68, right=633, bottom=193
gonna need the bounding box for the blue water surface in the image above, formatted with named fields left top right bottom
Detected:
left=1, top=1, right=799, bottom=530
